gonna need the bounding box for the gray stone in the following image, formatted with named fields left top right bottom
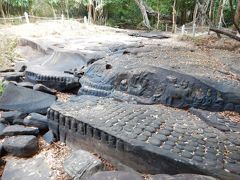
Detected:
left=2, top=157, right=51, bottom=180
left=17, top=81, right=34, bottom=89
left=13, top=119, right=25, bottom=125
left=3, top=125, right=39, bottom=136
left=0, top=111, right=27, bottom=124
left=149, top=174, right=217, bottom=180
left=3, top=72, right=24, bottom=82
left=43, top=130, right=55, bottom=144
left=0, top=123, right=6, bottom=137
left=3, top=135, right=38, bottom=157
left=24, top=113, right=48, bottom=132
left=89, top=171, right=143, bottom=180
left=64, top=150, right=103, bottom=180
left=0, top=83, right=56, bottom=114
left=33, top=84, right=57, bottom=95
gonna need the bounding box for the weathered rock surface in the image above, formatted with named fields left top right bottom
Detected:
left=89, top=171, right=143, bottom=180
left=2, top=125, right=39, bottom=136
left=23, top=37, right=143, bottom=92
left=12, top=118, right=25, bottom=125
left=3, top=72, right=24, bottom=82
left=24, top=113, right=48, bottom=132
left=33, top=84, right=57, bottom=95
left=149, top=174, right=217, bottom=180
left=17, top=81, right=34, bottom=88
left=0, top=110, right=27, bottom=124
left=64, top=149, right=103, bottom=180
left=43, top=130, right=55, bottom=144
left=3, top=135, right=38, bottom=157
left=78, top=60, right=240, bottom=112
left=129, top=31, right=170, bottom=39
left=0, top=83, right=56, bottom=113
left=0, top=123, right=7, bottom=137
left=2, top=157, right=51, bottom=180
left=49, top=96, right=240, bottom=180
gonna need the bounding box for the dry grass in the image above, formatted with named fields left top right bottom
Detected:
left=180, top=34, right=240, bottom=53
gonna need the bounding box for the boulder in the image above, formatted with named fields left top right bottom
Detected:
left=2, top=157, right=51, bottom=180
left=2, top=125, right=39, bottom=136
left=24, top=113, right=48, bottom=132
left=89, top=171, right=143, bottom=180
left=64, top=150, right=103, bottom=180
left=33, top=84, right=57, bottom=95
left=3, top=135, right=38, bottom=157
left=0, top=83, right=56, bottom=114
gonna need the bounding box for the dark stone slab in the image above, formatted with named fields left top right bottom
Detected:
left=23, top=113, right=48, bottom=132
left=2, top=125, right=39, bottom=136
left=64, top=149, right=103, bottom=179
left=48, top=96, right=240, bottom=180
left=0, top=83, right=56, bottom=114
left=129, top=31, right=170, bottom=39
left=89, top=171, right=143, bottom=180
left=3, top=135, right=38, bottom=157
left=149, top=174, right=217, bottom=180
left=12, top=119, right=25, bottom=125
left=3, top=72, right=24, bottom=82
left=2, top=157, right=51, bottom=180
left=0, top=110, right=27, bottom=124
left=33, top=84, right=57, bottom=95
left=78, top=60, right=240, bottom=112
left=23, top=37, right=143, bottom=92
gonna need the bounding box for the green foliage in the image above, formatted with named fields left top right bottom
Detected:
left=0, top=0, right=239, bottom=29
left=0, top=82, right=3, bottom=96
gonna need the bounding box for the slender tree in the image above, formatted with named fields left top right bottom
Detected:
left=134, top=0, right=151, bottom=29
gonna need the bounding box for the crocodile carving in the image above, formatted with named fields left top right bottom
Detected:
left=78, top=60, right=240, bottom=112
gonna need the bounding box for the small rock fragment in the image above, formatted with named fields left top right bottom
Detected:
left=33, top=84, right=57, bottom=95
left=64, top=150, right=103, bottom=180
left=43, top=130, right=55, bottom=144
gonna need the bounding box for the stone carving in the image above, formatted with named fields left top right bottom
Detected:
left=79, top=60, right=240, bottom=112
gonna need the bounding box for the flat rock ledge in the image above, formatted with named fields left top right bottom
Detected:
left=2, top=125, right=39, bottom=136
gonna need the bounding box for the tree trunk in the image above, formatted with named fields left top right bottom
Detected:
left=209, top=0, right=214, bottom=21
left=229, top=0, right=240, bottom=33
left=217, top=0, right=224, bottom=28
left=134, top=0, right=151, bottom=29
left=66, top=0, right=69, bottom=19
left=172, top=0, right=176, bottom=33
left=88, top=0, right=93, bottom=24
left=235, top=0, right=240, bottom=28
left=210, top=27, right=240, bottom=41
left=0, top=0, right=6, bottom=24
left=50, top=4, right=56, bottom=19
